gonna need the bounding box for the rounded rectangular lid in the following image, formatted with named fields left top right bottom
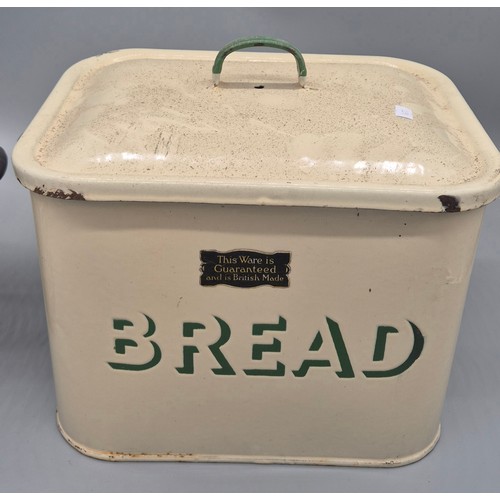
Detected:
left=13, top=46, right=500, bottom=212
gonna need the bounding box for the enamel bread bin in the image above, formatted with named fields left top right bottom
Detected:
left=12, top=38, right=500, bottom=466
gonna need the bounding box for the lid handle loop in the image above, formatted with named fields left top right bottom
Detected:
left=212, top=36, right=307, bottom=87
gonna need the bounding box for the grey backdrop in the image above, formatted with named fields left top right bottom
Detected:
left=1, top=8, right=499, bottom=492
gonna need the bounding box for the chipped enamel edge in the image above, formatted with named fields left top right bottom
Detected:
left=56, top=412, right=441, bottom=467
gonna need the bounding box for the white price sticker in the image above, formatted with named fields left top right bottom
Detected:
left=395, top=105, right=414, bottom=120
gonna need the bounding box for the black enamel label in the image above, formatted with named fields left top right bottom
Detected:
left=200, top=250, right=291, bottom=288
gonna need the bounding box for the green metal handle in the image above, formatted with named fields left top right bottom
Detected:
left=212, top=36, right=307, bottom=87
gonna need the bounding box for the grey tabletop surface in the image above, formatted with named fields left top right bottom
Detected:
left=1, top=7, right=499, bottom=493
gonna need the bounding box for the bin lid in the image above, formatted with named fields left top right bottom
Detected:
left=13, top=38, right=500, bottom=212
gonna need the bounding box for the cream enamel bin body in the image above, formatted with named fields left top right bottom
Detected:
left=13, top=39, right=500, bottom=466
left=32, top=196, right=484, bottom=465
